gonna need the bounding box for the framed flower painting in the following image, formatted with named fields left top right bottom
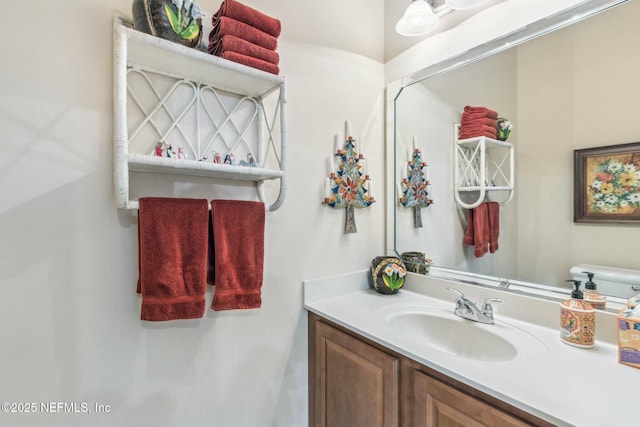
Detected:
left=574, top=142, right=640, bottom=223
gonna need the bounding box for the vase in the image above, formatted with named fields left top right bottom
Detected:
left=369, top=257, right=407, bottom=295
left=132, top=0, right=203, bottom=48
left=401, top=251, right=430, bottom=275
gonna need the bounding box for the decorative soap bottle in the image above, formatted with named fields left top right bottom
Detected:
left=560, top=280, right=595, bottom=348
left=582, top=271, right=606, bottom=310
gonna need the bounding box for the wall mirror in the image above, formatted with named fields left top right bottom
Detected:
left=387, top=0, right=638, bottom=308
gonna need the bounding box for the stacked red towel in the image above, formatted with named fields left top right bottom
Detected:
left=458, top=106, right=499, bottom=140
left=208, top=0, right=281, bottom=75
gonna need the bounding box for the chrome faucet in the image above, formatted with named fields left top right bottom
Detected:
left=447, top=288, right=504, bottom=324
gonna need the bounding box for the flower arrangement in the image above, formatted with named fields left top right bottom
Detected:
left=381, top=263, right=407, bottom=291
left=589, top=159, right=640, bottom=213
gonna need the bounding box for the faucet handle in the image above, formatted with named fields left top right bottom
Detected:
left=447, top=287, right=465, bottom=299
left=481, top=298, right=504, bottom=315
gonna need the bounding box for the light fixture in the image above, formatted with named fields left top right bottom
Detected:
left=445, top=0, right=491, bottom=10
left=396, top=0, right=440, bottom=37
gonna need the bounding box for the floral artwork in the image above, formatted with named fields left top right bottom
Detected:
left=589, top=159, right=640, bottom=212
left=323, top=134, right=375, bottom=233
left=574, top=142, right=640, bottom=223
left=398, top=147, right=433, bottom=228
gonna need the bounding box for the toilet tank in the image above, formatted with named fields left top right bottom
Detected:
left=570, top=264, right=640, bottom=299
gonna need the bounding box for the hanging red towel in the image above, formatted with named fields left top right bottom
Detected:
left=137, top=198, right=209, bottom=321
left=209, top=16, right=278, bottom=51
left=214, top=0, right=282, bottom=38
left=487, top=202, right=500, bottom=253
left=463, top=202, right=490, bottom=258
left=209, top=200, right=266, bottom=310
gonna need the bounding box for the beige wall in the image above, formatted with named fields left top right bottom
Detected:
left=516, top=1, right=640, bottom=285
left=0, top=1, right=385, bottom=426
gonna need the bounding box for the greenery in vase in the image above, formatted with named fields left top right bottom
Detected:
left=382, top=263, right=407, bottom=291
left=165, top=0, right=204, bottom=41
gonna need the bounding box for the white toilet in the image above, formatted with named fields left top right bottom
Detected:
left=570, top=264, right=640, bottom=299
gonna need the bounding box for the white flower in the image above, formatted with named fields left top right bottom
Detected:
left=591, top=180, right=602, bottom=190
left=629, top=193, right=640, bottom=204
left=384, top=266, right=394, bottom=277
left=623, top=163, right=637, bottom=172
left=607, top=160, right=623, bottom=172
left=184, top=0, right=192, bottom=10
left=604, top=194, right=618, bottom=204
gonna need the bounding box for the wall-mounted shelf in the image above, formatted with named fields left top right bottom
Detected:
left=113, top=13, right=287, bottom=211
left=453, top=124, right=514, bottom=209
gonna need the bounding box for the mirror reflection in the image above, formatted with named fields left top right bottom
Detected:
left=392, top=1, right=640, bottom=296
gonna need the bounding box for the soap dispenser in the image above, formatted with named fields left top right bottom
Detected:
left=582, top=271, right=606, bottom=310
left=560, top=280, right=595, bottom=348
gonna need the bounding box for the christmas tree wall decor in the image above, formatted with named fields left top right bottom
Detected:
left=398, top=137, right=433, bottom=228
left=323, top=121, right=375, bottom=234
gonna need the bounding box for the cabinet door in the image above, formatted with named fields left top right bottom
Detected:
left=311, top=319, right=400, bottom=427
left=412, top=370, right=531, bottom=427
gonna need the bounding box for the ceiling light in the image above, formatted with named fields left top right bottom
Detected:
left=396, top=0, right=440, bottom=37
left=445, top=0, right=491, bottom=10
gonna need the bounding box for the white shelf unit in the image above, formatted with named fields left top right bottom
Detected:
left=113, top=14, right=287, bottom=211
left=454, top=124, right=514, bottom=209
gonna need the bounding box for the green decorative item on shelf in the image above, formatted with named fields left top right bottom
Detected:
left=369, top=257, right=407, bottom=295
left=132, top=0, right=204, bottom=48
left=496, top=118, right=513, bottom=141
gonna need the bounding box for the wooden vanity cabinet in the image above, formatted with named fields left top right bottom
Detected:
left=308, top=312, right=400, bottom=427
left=309, top=312, right=554, bottom=427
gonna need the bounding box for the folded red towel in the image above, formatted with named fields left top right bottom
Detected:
left=214, top=0, right=281, bottom=38
left=461, top=115, right=498, bottom=127
left=137, top=198, right=209, bottom=321
left=459, top=131, right=498, bottom=140
left=210, top=200, right=266, bottom=310
left=209, top=34, right=280, bottom=65
left=487, top=201, right=500, bottom=253
left=463, top=105, right=499, bottom=118
left=463, top=202, right=490, bottom=258
left=219, top=51, right=279, bottom=75
left=209, top=16, right=278, bottom=51
left=460, top=123, right=497, bottom=133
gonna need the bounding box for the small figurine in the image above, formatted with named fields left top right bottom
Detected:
left=239, top=153, right=256, bottom=167
left=223, top=153, right=236, bottom=165
left=212, top=151, right=221, bottom=164
left=154, top=142, right=164, bottom=157
left=166, top=144, right=174, bottom=158
left=177, top=147, right=187, bottom=159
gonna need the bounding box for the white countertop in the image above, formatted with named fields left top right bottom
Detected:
left=303, top=270, right=640, bottom=427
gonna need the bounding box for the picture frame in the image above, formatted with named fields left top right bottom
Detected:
left=573, top=142, right=640, bottom=223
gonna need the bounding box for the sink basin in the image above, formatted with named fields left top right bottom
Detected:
left=382, top=305, right=545, bottom=362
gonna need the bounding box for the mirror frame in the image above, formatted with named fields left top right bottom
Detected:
left=385, top=0, right=629, bottom=312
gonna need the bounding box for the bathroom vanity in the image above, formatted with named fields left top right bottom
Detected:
left=304, top=271, right=638, bottom=427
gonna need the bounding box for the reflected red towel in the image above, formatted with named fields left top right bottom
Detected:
left=461, top=115, right=498, bottom=127
left=137, top=198, right=209, bottom=321
left=210, top=200, right=265, bottom=310
left=214, top=0, right=281, bottom=38
left=209, top=35, right=280, bottom=64
left=487, top=202, right=500, bottom=253
left=219, top=51, right=279, bottom=75
left=463, top=202, right=489, bottom=258
left=209, top=16, right=278, bottom=51
left=463, top=106, right=499, bottom=118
